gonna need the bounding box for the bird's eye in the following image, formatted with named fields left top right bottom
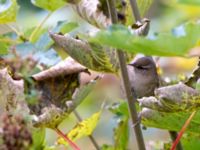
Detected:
left=136, top=66, right=145, bottom=69
left=136, top=66, right=149, bottom=70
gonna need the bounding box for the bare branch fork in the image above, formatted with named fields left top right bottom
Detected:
left=106, top=0, right=146, bottom=150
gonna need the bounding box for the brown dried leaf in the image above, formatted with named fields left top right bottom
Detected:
left=30, top=57, right=88, bottom=114
left=32, top=57, right=87, bottom=81
left=0, top=68, right=29, bottom=114
left=72, top=0, right=111, bottom=29
left=30, top=58, right=93, bottom=128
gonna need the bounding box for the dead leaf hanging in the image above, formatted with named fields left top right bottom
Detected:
left=30, top=57, right=96, bottom=128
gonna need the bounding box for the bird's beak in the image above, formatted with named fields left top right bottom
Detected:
left=128, top=63, right=136, bottom=67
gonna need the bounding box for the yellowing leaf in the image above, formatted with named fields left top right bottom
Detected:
left=0, top=0, right=19, bottom=23
left=57, top=110, right=101, bottom=146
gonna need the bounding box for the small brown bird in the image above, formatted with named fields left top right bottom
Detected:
left=127, top=56, right=159, bottom=98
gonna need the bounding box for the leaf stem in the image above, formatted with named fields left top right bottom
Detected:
left=73, top=110, right=100, bottom=150
left=29, top=12, right=53, bottom=42
left=106, top=0, right=146, bottom=150
left=170, top=111, right=196, bottom=150
left=169, top=131, right=183, bottom=150
left=55, top=128, right=81, bottom=150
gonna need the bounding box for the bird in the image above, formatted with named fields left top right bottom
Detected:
left=127, top=56, right=159, bottom=98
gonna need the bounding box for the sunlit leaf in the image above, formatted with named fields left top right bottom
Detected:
left=31, top=0, right=66, bottom=11
left=90, top=22, right=200, bottom=57
left=0, top=0, right=19, bottom=23
left=30, top=128, right=45, bottom=150
left=57, top=110, right=101, bottom=146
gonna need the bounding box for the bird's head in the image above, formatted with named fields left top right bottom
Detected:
left=128, top=57, right=157, bottom=74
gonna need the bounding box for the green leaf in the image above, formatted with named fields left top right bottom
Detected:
left=101, top=145, right=114, bottom=150
left=178, top=0, right=200, bottom=5
left=0, top=41, right=8, bottom=55
left=90, top=22, right=200, bottom=57
left=57, top=110, right=102, bottom=146
left=108, top=101, right=129, bottom=117
left=142, top=109, right=200, bottom=133
left=182, top=133, right=200, bottom=150
left=30, top=128, right=45, bottom=150
left=31, top=0, right=66, bottom=11
left=108, top=101, right=129, bottom=150
left=0, top=0, right=19, bottom=23
left=50, top=33, right=117, bottom=73
left=113, top=118, right=129, bottom=150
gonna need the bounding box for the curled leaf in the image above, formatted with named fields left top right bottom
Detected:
left=31, top=58, right=96, bottom=128
left=0, top=68, right=29, bottom=114
left=32, top=57, right=87, bottom=81
left=138, top=83, right=200, bottom=112
left=73, top=0, right=111, bottom=28
left=50, top=33, right=117, bottom=73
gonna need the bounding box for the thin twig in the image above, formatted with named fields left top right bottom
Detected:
left=55, top=127, right=81, bottom=150
left=106, top=0, right=146, bottom=150
left=29, top=12, right=53, bottom=42
left=128, top=0, right=141, bottom=22
left=73, top=110, right=100, bottom=150
left=6, top=24, right=22, bottom=37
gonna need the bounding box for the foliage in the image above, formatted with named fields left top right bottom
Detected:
left=0, top=0, right=19, bottom=23
left=1, top=0, right=200, bottom=149
left=90, top=22, right=200, bottom=56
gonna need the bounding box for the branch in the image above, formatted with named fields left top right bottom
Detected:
left=106, top=0, right=146, bottom=150
left=128, top=0, right=141, bottom=22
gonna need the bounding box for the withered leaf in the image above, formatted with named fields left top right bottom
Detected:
left=30, top=57, right=89, bottom=115
left=138, top=83, right=200, bottom=112
left=0, top=68, right=29, bottom=114
left=29, top=57, right=96, bottom=128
